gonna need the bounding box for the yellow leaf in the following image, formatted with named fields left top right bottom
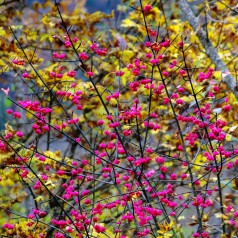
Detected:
left=158, top=221, right=174, bottom=234
left=164, top=161, right=173, bottom=167
left=44, top=151, right=62, bottom=162
left=216, top=0, right=229, bottom=10
left=226, top=133, right=233, bottom=141
left=40, top=33, right=50, bottom=42
left=121, top=19, right=138, bottom=28
left=0, top=151, right=15, bottom=162
left=109, top=98, right=117, bottom=106
left=42, top=15, right=51, bottom=25
left=0, top=27, right=6, bottom=35
left=121, top=69, right=133, bottom=86
left=199, top=179, right=207, bottom=187
left=122, top=50, right=135, bottom=62
left=157, top=234, right=173, bottom=238
left=181, top=96, right=192, bottom=103
left=193, top=154, right=206, bottom=171
left=202, top=213, right=209, bottom=222
left=213, top=71, right=222, bottom=80
left=10, top=25, right=23, bottom=30
left=204, top=0, right=210, bottom=11
left=157, top=105, right=168, bottom=111
left=168, top=20, right=182, bottom=34
left=34, top=196, right=44, bottom=202
left=122, top=125, right=131, bottom=130
left=88, top=11, right=114, bottom=23
left=5, top=123, right=14, bottom=134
